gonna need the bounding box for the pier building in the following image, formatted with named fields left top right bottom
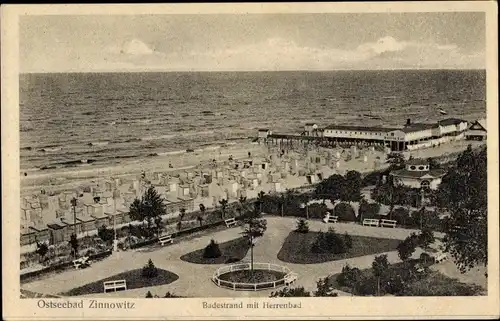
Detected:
left=261, top=118, right=469, bottom=152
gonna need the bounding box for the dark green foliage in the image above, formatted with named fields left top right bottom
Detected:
left=270, top=286, right=311, bottom=297
left=69, top=234, right=79, bottom=257
left=129, top=186, right=167, bottom=232
left=435, top=146, right=487, bottom=272
left=97, top=225, right=115, bottom=243
left=127, top=223, right=155, bottom=239
left=418, top=227, right=435, bottom=249
left=295, top=219, right=309, bottom=233
left=343, top=232, right=353, bottom=250
left=333, top=202, right=356, bottom=222
left=314, top=171, right=362, bottom=202
left=314, top=277, right=338, bottom=297
left=353, top=274, right=378, bottom=296
left=141, top=259, right=158, bottom=278
left=397, top=234, right=419, bottom=261
left=358, top=200, right=380, bottom=221
left=420, top=252, right=435, bottom=266
left=307, top=203, right=329, bottom=219
left=36, top=242, right=49, bottom=262
left=336, top=264, right=362, bottom=288
left=203, top=239, right=222, bottom=258
left=390, top=207, right=411, bottom=225
left=311, top=228, right=348, bottom=254
left=219, top=199, right=228, bottom=219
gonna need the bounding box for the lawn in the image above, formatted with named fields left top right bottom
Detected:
left=327, top=260, right=485, bottom=296
left=180, top=237, right=251, bottom=264
left=60, top=268, right=179, bottom=296
left=277, top=231, right=401, bottom=264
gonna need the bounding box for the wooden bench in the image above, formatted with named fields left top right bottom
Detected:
left=284, top=272, right=298, bottom=286
left=158, top=234, right=173, bottom=246
left=380, top=219, right=397, bottom=228
left=224, top=217, right=237, bottom=228
left=72, top=256, right=91, bottom=269
left=323, top=214, right=338, bottom=223
left=103, top=280, right=127, bottom=293
left=362, top=218, right=380, bottom=227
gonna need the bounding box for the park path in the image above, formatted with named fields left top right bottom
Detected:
left=21, top=216, right=478, bottom=298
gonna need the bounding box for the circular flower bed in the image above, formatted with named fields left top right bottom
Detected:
left=212, top=263, right=295, bottom=291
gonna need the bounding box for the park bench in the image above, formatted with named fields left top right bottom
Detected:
left=362, top=218, right=380, bottom=227
left=72, top=256, right=91, bottom=269
left=284, top=272, right=298, bottom=286
left=380, top=219, right=397, bottom=228
left=224, top=217, right=237, bottom=228
left=323, top=214, right=338, bottom=224
left=158, top=234, right=174, bottom=246
left=103, top=280, right=127, bottom=293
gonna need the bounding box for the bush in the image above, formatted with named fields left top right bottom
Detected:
left=390, top=207, right=410, bottom=226
left=270, top=287, right=311, bottom=297
left=203, top=239, right=222, bottom=258
left=336, top=264, right=362, bottom=288
left=311, top=228, right=348, bottom=254
left=334, top=202, right=356, bottom=222
left=418, top=228, right=435, bottom=249
left=420, top=252, right=435, bottom=266
left=145, top=291, right=153, bottom=298
left=353, top=274, right=378, bottom=296
left=307, top=203, right=328, bottom=219
left=97, top=225, right=116, bottom=244
left=343, top=232, right=353, bottom=250
left=142, top=259, right=158, bottom=278
left=295, top=219, right=309, bottom=233
left=359, top=201, right=381, bottom=221
left=397, top=234, right=418, bottom=261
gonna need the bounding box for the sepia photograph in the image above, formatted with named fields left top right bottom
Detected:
left=2, top=2, right=498, bottom=320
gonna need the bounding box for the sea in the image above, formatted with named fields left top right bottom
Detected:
left=19, top=70, right=486, bottom=172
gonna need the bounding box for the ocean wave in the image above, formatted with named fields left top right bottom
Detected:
left=141, top=134, right=176, bottom=141
left=87, top=141, right=109, bottom=146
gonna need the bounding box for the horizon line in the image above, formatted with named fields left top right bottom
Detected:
left=20, top=68, right=486, bottom=74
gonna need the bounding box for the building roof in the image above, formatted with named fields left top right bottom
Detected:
left=258, top=129, right=270, bottom=132
left=402, top=122, right=437, bottom=132
left=324, top=125, right=400, bottom=132
left=406, top=158, right=428, bottom=166
left=390, top=168, right=446, bottom=179
left=469, top=118, right=487, bottom=131
left=438, top=118, right=467, bottom=126
left=305, top=123, right=317, bottom=126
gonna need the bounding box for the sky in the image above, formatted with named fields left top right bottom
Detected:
left=19, top=12, right=486, bottom=73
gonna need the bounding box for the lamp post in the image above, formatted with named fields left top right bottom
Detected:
left=113, top=188, right=120, bottom=252
left=70, top=197, right=77, bottom=236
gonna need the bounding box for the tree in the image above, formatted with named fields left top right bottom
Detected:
left=69, top=234, right=79, bottom=258
left=219, top=199, right=228, bottom=219
left=36, top=242, right=49, bottom=263
left=142, top=259, right=158, bottom=278
left=241, top=210, right=267, bottom=278
left=372, top=254, right=390, bottom=296
left=397, top=234, right=418, bottom=262
left=343, top=232, right=353, bottom=250
left=314, top=277, right=338, bottom=297
left=129, top=186, right=167, bottom=233
left=334, top=202, right=356, bottom=222
left=295, top=219, right=309, bottom=233
left=154, top=216, right=164, bottom=236
left=436, top=146, right=487, bottom=272
left=418, top=227, right=435, bottom=250
left=315, top=174, right=345, bottom=201
left=336, top=264, right=362, bottom=288
left=203, top=239, right=222, bottom=258
left=145, top=291, right=153, bottom=298
left=238, top=196, right=248, bottom=216
left=257, top=191, right=265, bottom=213
left=342, top=170, right=362, bottom=202
left=97, top=225, right=115, bottom=243
left=270, top=287, right=311, bottom=297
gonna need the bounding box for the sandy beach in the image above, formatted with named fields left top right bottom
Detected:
left=20, top=142, right=268, bottom=196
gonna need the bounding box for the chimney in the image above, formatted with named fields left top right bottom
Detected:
left=406, top=118, right=411, bottom=126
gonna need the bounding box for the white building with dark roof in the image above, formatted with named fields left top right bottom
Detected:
left=466, top=118, right=487, bottom=141
left=390, top=158, right=446, bottom=190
